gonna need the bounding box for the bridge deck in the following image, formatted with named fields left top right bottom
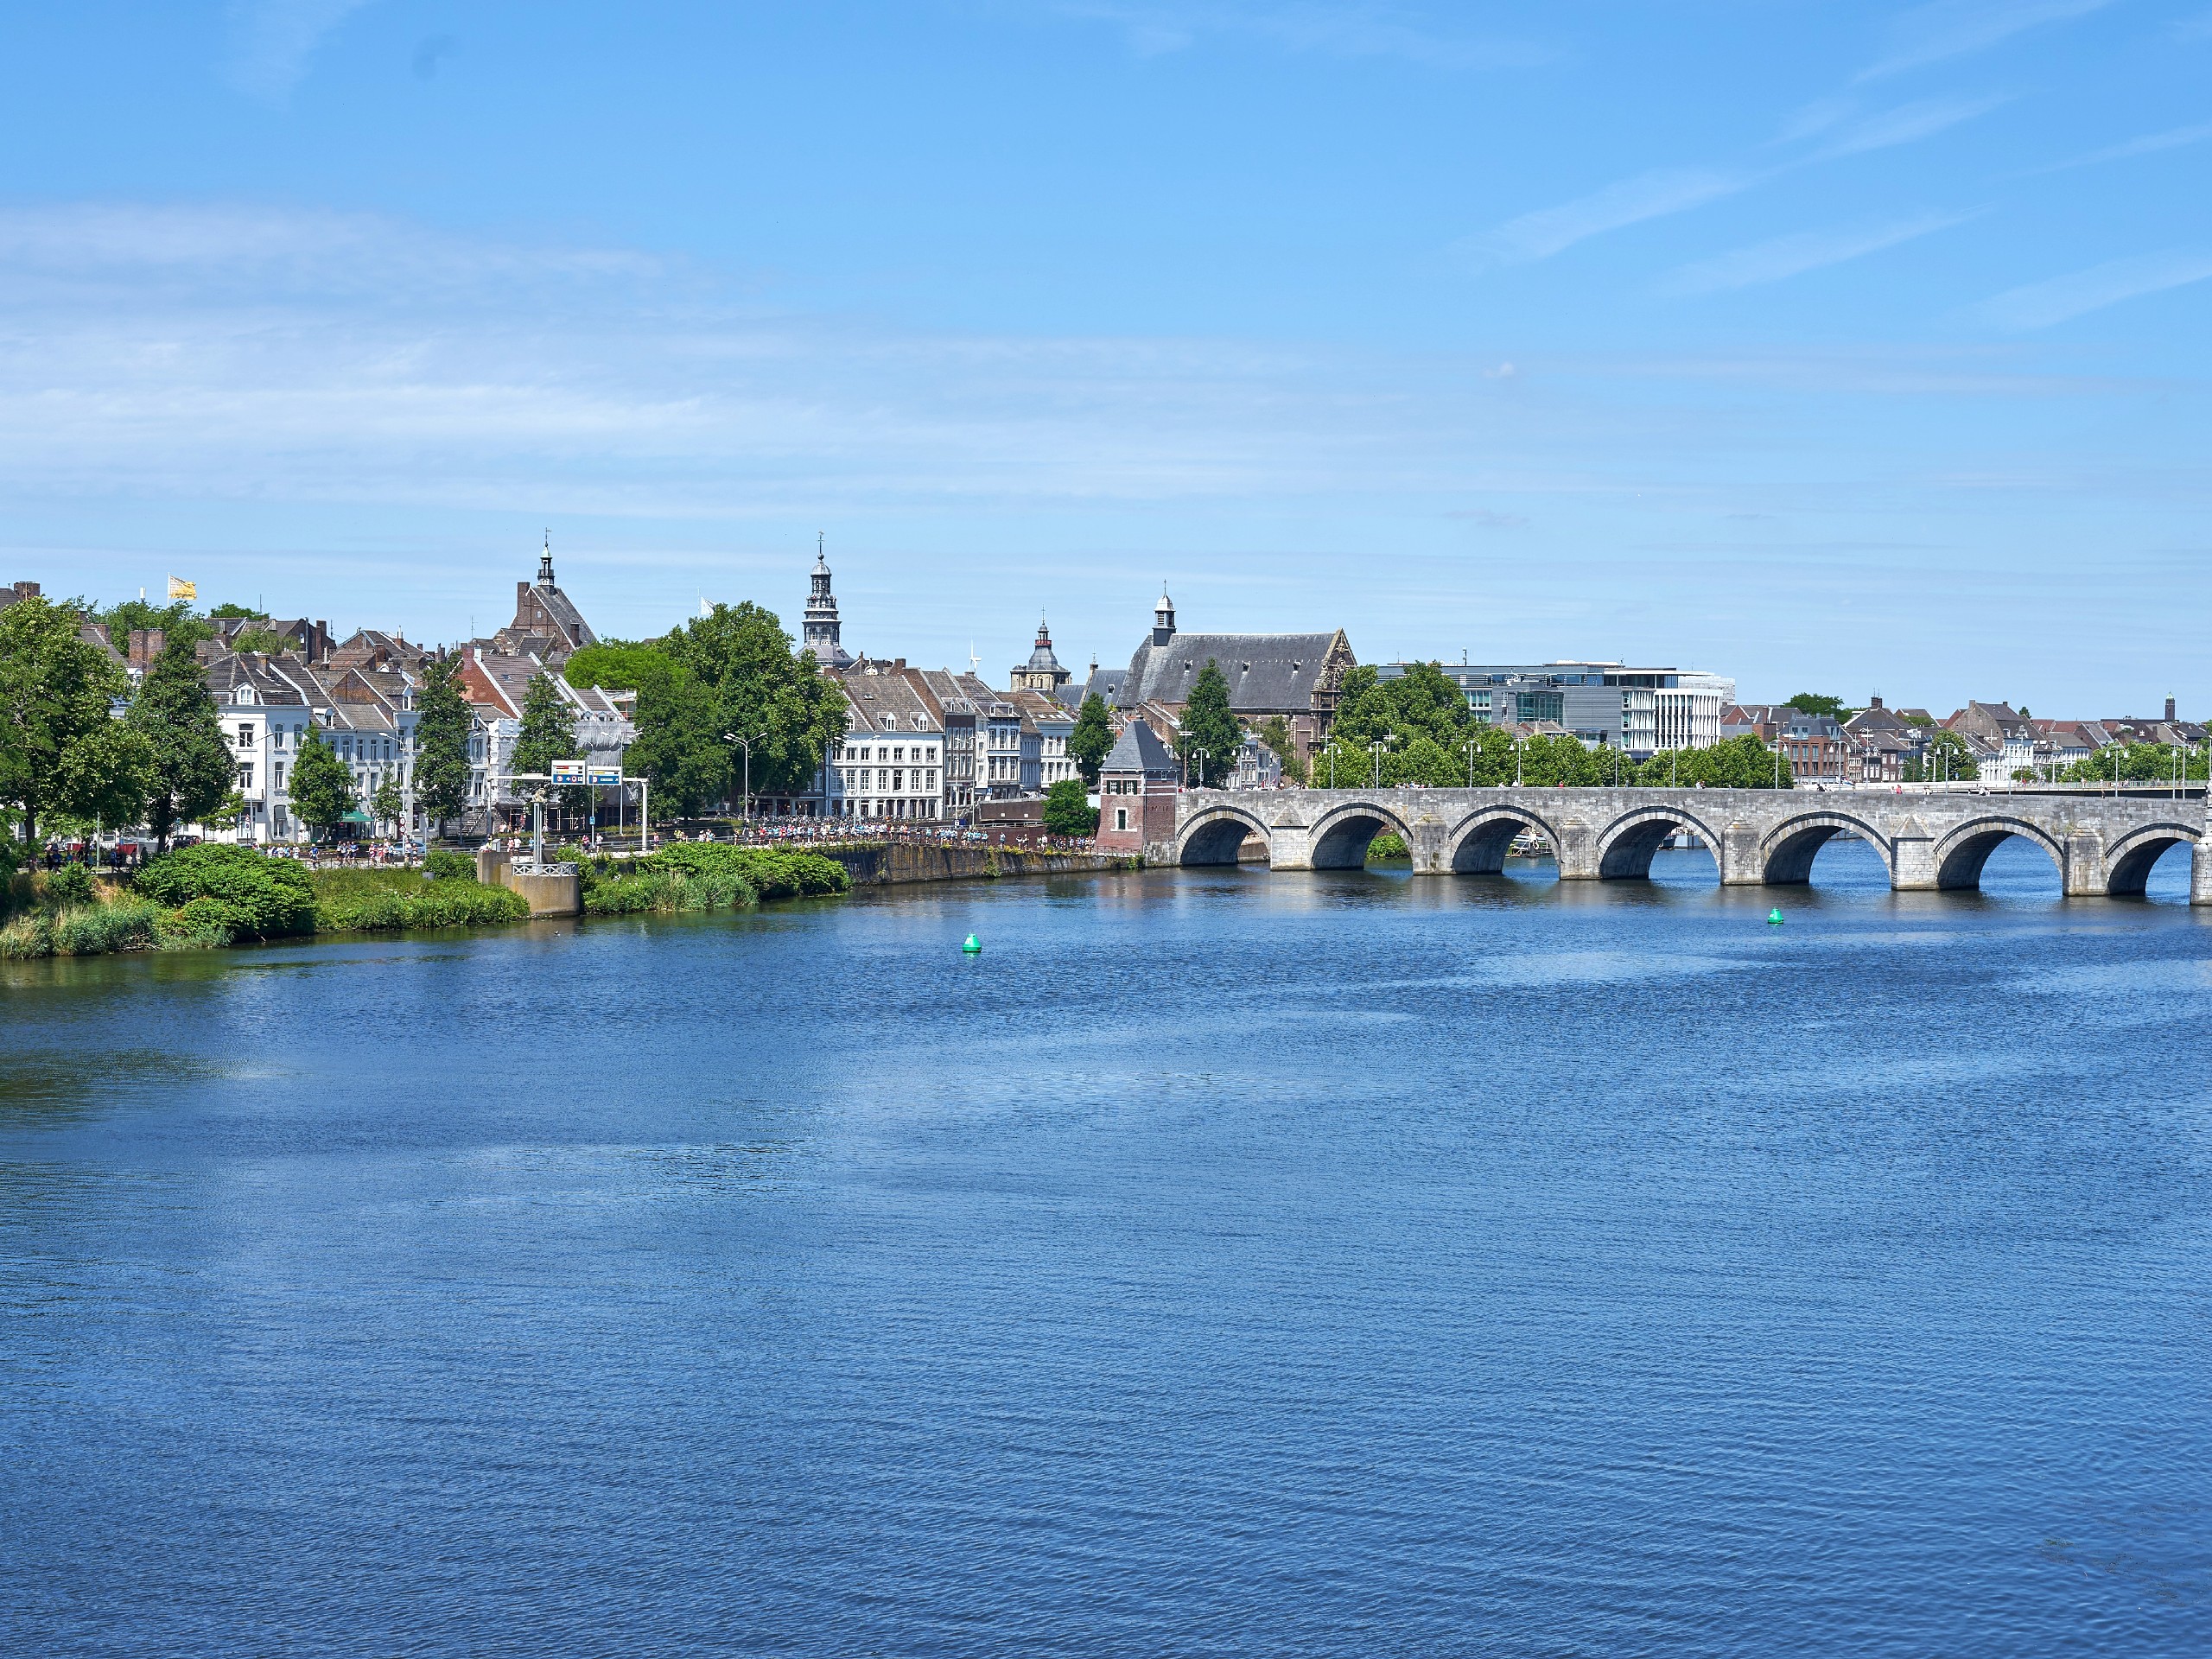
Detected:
left=1161, top=786, right=2212, bottom=900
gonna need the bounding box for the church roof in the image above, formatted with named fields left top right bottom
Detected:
left=1119, top=632, right=1342, bottom=713
left=1102, top=717, right=1175, bottom=776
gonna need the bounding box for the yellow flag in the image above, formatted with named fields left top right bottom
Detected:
left=167, top=576, right=196, bottom=601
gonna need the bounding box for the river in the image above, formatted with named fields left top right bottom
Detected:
left=3, top=841, right=2209, bottom=1656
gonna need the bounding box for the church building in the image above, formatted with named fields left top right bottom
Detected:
left=1110, top=590, right=1355, bottom=763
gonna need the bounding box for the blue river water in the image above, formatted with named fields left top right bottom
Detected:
left=3, top=840, right=2209, bottom=1656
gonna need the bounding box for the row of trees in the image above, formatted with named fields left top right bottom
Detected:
left=0, top=591, right=493, bottom=861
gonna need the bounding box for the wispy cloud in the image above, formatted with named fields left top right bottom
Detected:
left=1464, top=168, right=1754, bottom=267
left=1980, top=251, right=2212, bottom=327
left=1814, top=93, right=2011, bottom=156
left=1050, top=3, right=1553, bottom=68
left=1859, top=0, right=2118, bottom=82
left=2021, top=120, right=2212, bottom=175
left=1664, top=211, right=1977, bottom=296
left=226, top=0, right=378, bottom=103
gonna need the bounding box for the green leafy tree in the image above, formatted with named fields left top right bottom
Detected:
left=1906, top=730, right=1980, bottom=783
left=412, top=657, right=473, bottom=836
left=566, top=641, right=724, bottom=819
left=660, top=603, right=848, bottom=803
left=1068, top=693, right=1116, bottom=787
left=0, top=594, right=156, bottom=846
left=2063, top=741, right=2208, bottom=785
left=126, top=634, right=234, bottom=850
left=1176, top=659, right=1241, bottom=787
left=289, top=725, right=356, bottom=842
left=208, top=602, right=267, bottom=620
left=232, top=626, right=291, bottom=655
left=1255, top=714, right=1307, bottom=785
left=97, top=596, right=211, bottom=651
left=1634, top=736, right=1791, bottom=788
left=1042, top=778, right=1099, bottom=836
left=371, top=776, right=407, bottom=836
left=1382, top=661, right=1476, bottom=747
left=1785, top=693, right=1851, bottom=720
left=512, top=671, right=588, bottom=814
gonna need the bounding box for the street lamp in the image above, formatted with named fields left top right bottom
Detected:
left=1462, top=738, right=1478, bottom=788
left=722, top=730, right=768, bottom=827
left=1369, top=735, right=1394, bottom=790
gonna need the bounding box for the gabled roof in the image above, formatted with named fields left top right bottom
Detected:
left=1120, top=632, right=1344, bottom=713
left=1102, top=717, right=1175, bottom=776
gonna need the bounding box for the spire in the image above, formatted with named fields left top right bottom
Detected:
left=1151, top=584, right=1176, bottom=647
left=802, top=536, right=849, bottom=667
left=538, top=530, right=555, bottom=587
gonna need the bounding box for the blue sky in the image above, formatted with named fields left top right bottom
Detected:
left=2, top=2, right=2209, bottom=709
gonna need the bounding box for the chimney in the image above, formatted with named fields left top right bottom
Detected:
left=129, top=628, right=165, bottom=673
left=1868, top=694, right=1883, bottom=709
left=2165, top=696, right=2177, bottom=721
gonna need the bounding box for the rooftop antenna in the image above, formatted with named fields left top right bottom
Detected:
left=969, top=643, right=981, bottom=677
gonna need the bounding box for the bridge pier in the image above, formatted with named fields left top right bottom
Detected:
left=2064, top=832, right=2109, bottom=899
left=1891, top=829, right=1938, bottom=891
left=2192, top=839, right=2212, bottom=906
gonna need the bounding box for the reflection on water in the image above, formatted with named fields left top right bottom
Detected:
left=2, top=840, right=2209, bottom=1657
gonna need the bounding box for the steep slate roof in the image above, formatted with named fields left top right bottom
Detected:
left=1101, top=718, right=1175, bottom=776
left=1118, top=632, right=1342, bottom=713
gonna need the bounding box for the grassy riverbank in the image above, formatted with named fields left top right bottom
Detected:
left=0, top=842, right=854, bottom=959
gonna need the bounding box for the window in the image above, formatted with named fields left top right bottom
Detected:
left=238, top=724, right=255, bottom=748
left=274, top=762, right=286, bottom=788
left=1116, top=808, right=1128, bottom=830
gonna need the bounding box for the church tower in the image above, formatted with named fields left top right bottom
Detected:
left=803, top=536, right=852, bottom=668
left=1011, top=616, right=1072, bottom=692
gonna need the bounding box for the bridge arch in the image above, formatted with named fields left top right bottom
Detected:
left=1173, top=805, right=1274, bottom=868
left=2102, top=821, right=2200, bottom=896
left=1932, top=816, right=2065, bottom=891
left=1308, top=800, right=1415, bottom=870
left=1595, top=804, right=1726, bottom=880
left=1444, top=805, right=1566, bottom=874
left=1758, top=811, right=1894, bottom=886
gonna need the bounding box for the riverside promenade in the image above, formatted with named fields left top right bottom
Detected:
left=1163, top=786, right=2212, bottom=899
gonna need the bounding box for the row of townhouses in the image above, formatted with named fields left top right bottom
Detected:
left=1721, top=696, right=2209, bottom=785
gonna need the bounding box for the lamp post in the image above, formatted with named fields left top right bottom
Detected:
left=723, top=730, right=768, bottom=828
left=1463, top=739, right=1478, bottom=788
left=1370, top=737, right=1390, bottom=790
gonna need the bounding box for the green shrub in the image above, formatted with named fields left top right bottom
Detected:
left=311, top=868, right=529, bottom=933
left=423, top=849, right=476, bottom=880
left=1043, top=779, right=1098, bottom=836
left=135, top=845, right=317, bottom=938
left=159, top=896, right=243, bottom=949
left=55, top=898, right=161, bottom=955
left=1366, top=832, right=1409, bottom=862
left=45, top=863, right=97, bottom=906
left=0, top=911, right=55, bottom=959
left=582, top=868, right=755, bottom=915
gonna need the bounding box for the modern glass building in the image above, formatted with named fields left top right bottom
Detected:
left=1376, top=661, right=1737, bottom=757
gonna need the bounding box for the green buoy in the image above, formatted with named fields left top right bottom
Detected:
left=1767, top=908, right=1784, bottom=926
left=962, top=933, right=982, bottom=954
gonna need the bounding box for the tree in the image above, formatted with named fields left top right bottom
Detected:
left=1907, top=730, right=1980, bottom=783
left=1177, top=659, right=1241, bottom=787
left=1635, top=735, right=1790, bottom=788
left=97, top=596, right=210, bottom=651
left=659, top=603, right=848, bottom=803
left=208, top=603, right=267, bottom=620
left=512, top=671, right=587, bottom=814
left=372, top=777, right=406, bottom=836
left=412, top=657, right=472, bottom=836
left=1068, top=693, right=1116, bottom=787
left=1786, top=692, right=1850, bottom=720
left=566, top=641, right=725, bottom=819
left=126, top=633, right=234, bottom=851
left=1255, top=715, right=1307, bottom=785
left=289, top=725, right=356, bottom=842
left=0, top=594, right=156, bottom=848
left=1042, top=778, right=1098, bottom=836
left=232, top=626, right=291, bottom=654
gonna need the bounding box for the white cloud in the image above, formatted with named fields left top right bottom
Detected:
left=226, top=0, right=378, bottom=103
left=1465, top=168, right=1753, bottom=267
left=1980, top=251, right=2212, bottom=328
left=1859, top=0, right=2118, bottom=81
left=1049, top=3, right=1553, bottom=68
left=2024, top=121, right=2212, bottom=174
left=1665, top=211, right=1976, bottom=296
left=1814, top=93, right=2010, bottom=157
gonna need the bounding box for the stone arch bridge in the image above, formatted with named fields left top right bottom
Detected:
left=1163, top=787, right=2212, bottom=900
